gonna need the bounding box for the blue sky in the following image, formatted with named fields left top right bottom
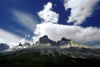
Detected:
left=0, top=0, right=100, bottom=48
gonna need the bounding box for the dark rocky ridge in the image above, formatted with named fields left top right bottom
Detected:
left=18, top=42, right=23, bottom=46
left=61, top=38, right=71, bottom=41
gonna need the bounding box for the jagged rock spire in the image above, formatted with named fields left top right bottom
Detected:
left=19, top=42, right=23, bottom=46
left=18, top=42, right=23, bottom=46
left=39, top=35, right=50, bottom=44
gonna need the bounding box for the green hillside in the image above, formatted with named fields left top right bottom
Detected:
left=0, top=51, right=100, bottom=67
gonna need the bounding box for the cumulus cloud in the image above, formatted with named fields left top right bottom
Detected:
left=32, top=2, right=100, bottom=47
left=33, top=23, right=100, bottom=46
left=12, top=10, right=39, bottom=31
left=38, top=2, right=59, bottom=23
left=64, top=0, right=99, bottom=25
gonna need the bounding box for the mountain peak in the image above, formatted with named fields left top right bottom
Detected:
left=18, top=42, right=23, bottom=46
left=61, top=38, right=71, bottom=41
left=43, top=35, right=48, bottom=38
left=34, top=35, right=94, bottom=49
left=39, top=35, right=50, bottom=44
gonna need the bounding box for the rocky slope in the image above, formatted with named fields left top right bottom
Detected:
left=57, top=38, right=94, bottom=49
left=2, top=35, right=98, bottom=58
left=33, top=35, right=56, bottom=47
left=33, top=35, right=95, bottom=49
left=0, top=35, right=100, bottom=67
left=2, top=35, right=99, bottom=57
left=1, top=48, right=100, bottom=67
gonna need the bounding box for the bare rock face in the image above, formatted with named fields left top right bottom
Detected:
left=0, top=43, right=9, bottom=51
left=57, top=38, right=94, bottom=49
left=33, top=35, right=94, bottom=49
left=61, top=38, right=71, bottom=41
left=39, top=35, right=50, bottom=44
left=34, top=35, right=56, bottom=47
left=18, top=42, right=23, bottom=46
left=57, top=38, right=71, bottom=47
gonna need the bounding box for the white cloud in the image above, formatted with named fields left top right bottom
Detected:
left=2, top=10, right=39, bottom=48
left=64, top=0, right=99, bottom=25
left=0, top=37, right=5, bottom=43
left=0, top=29, right=33, bottom=48
left=8, top=42, right=19, bottom=48
left=33, top=23, right=100, bottom=46
left=0, top=29, right=22, bottom=48
left=12, top=10, right=39, bottom=31
left=0, top=29, right=22, bottom=43
left=32, top=2, right=100, bottom=47
left=19, top=38, right=26, bottom=45
left=25, top=34, right=30, bottom=38
left=38, top=2, right=59, bottom=23
left=9, top=38, right=33, bottom=48
left=8, top=39, right=25, bottom=48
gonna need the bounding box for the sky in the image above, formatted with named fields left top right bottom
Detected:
left=0, top=0, right=100, bottom=48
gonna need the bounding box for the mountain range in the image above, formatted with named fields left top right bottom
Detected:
left=0, top=35, right=96, bottom=51
left=0, top=35, right=100, bottom=67
left=33, top=35, right=94, bottom=49
left=0, top=35, right=100, bottom=58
